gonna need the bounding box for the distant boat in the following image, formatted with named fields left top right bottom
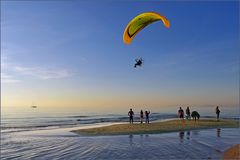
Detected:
left=31, top=106, right=37, bottom=108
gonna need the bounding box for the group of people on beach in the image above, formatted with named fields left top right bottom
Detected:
left=178, top=107, right=191, bottom=120
left=128, top=106, right=221, bottom=124
left=128, top=108, right=150, bottom=124
left=178, top=106, right=221, bottom=120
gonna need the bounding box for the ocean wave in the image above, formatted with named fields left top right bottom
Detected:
left=2, top=113, right=238, bottom=133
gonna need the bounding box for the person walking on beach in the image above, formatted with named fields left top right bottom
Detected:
left=140, top=110, right=144, bottom=124
left=178, top=107, right=184, bottom=120
left=216, top=106, right=220, bottom=121
left=186, top=107, right=190, bottom=119
left=128, top=108, right=134, bottom=124
left=145, top=110, right=150, bottom=123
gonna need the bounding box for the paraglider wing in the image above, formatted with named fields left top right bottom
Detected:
left=123, top=12, right=170, bottom=45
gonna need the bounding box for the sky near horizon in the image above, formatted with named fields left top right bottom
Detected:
left=1, top=1, right=239, bottom=111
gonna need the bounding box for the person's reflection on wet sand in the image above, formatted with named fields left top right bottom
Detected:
left=179, top=131, right=185, bottom=142
left=217, top=128, right=221, bottom=137
left=192, top=130, right=199, bottom=136
left=186, top=131, right=191, bottom=140
left=140, top=134, right=143, bottom=146
left=129, top=134, right=133, bottom=146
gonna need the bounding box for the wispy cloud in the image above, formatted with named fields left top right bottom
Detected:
left=2, top=54, right=73, bottom=81
left=1, top=54, right=10, bottom=69
left=14, top=66, right=73, bottom=80
left=1, top=73, right=21, bottom=83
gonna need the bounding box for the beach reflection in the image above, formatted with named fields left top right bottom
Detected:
left=179, top=131, right=185, bottom=142
left=179, top=131, right=191, bottom=142
left=128, top=134, right=150, bottom=146
left=129, top=134, right=133, bottom=146
left=216, top=128, right=221, bottom=137
left=192, top=130, right=199, bottom=136
left=186, top=131, right=191, bottom=140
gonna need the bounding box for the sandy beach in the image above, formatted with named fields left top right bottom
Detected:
left=72, top=119, right=239, bottom=136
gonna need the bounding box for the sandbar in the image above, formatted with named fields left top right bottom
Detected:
left=72, top=119, right=239, bottom=136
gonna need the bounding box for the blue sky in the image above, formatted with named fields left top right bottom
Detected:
left=1, top=1, right=239, bottom=109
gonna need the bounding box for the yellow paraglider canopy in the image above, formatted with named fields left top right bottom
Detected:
left=123, top=12, right=170, bottom=45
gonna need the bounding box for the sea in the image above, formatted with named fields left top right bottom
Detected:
left=1, top=106, right=240, bottom=160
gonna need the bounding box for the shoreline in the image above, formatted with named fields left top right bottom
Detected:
left=72, top=119, right=239, bottom=136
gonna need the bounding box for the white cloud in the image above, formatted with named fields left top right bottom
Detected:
left=14, top=66, right=73, bottom=80
left=1, top=73, right=20, bottom=83
left=1, top=55, right=73, bottom=81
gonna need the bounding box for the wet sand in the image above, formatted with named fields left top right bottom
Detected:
left=2, top=124, right=240, bottom=159
left=223, top=144, right=240, bottom=160
left=72, top=119, right=239, bottom=136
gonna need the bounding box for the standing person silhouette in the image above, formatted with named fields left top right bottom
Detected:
left=178, top=107, right=185, bottom=128
left=178, top=107, right=184, bottom=120
left=140, top=110, right=144, bottom=124
left=186, top=107, right=190, bottom=119
left=128, top=108, right=134, bottom=124
left=145, top=111, right=150, bottom=123
left=216, top=106, right=220, bottom=121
